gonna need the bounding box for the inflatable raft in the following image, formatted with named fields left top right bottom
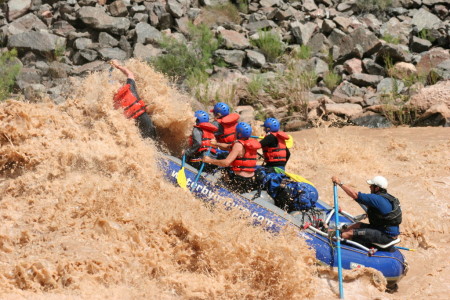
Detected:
left=158, top=155, right=408, bottom=287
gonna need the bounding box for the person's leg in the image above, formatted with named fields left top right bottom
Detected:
left=135, top=112, right=157, bottom=140
left=351, top=227, right=395, bottom=245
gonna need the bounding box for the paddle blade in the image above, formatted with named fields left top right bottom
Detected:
left=286, top=171, right=315, bottom=187
left=286, top=135, right=294, bottom=149
left=176, top=167, right=187, bottom=189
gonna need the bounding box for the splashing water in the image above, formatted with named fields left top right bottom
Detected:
left=1, top=61, right=449, bottom=299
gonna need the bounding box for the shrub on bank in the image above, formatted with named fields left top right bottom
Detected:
left=251, top=30, right=285, bottom=63
left=151, top=23, right=220, bottom=87
left=0, top=49, right=21, bottom=101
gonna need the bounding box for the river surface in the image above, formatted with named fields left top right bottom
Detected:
left=1, top=61, right=449, bottom=299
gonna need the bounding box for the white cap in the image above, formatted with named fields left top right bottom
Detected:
left=367, top=176, right=388, bottom=189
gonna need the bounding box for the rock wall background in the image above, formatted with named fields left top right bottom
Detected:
left=0, top=0, right=449, bottom=128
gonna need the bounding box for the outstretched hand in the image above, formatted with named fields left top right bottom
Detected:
left=331, top=176, right=341, bottom=185
left=202, top=156, right=212, bottom=164
left=109, top=59, right=120, bottom=68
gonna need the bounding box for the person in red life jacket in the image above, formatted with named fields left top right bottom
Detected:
left=110, top=59, right=157, bottom=140
left=202, top=122, right=261, bottom=194
left=260, top=118, right=290, bottom=170
left=330, top=175, right=402, bottom=247
left=210, top=102, right=240, bottom=158
left=183, top=110, right=218, bottom=172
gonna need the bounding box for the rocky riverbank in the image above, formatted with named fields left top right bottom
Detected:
left=1, top=0, right=449, bottom=128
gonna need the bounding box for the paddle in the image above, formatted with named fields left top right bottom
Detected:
left=191, top=147, right=212, bottom=190
left=394, top=246, right=416, bottom=251
left=274, top=167, right=315, bottom=187
left=333, top=183, right=345, bottom=299
left=176, top=155, right=187, bottom=189
left=251, top=134, right=294, bottom=149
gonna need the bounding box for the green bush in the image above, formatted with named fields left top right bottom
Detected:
left=293, top=45, right=311, bottom=60
left=0, top=49, right=21, bottom=101
left=418, top=29, right=436, bottom=43
left=247, top=74, right=266, bottom=98
left=200, top=3, right=241, bottom=26
left=323, top=71, right=341, bottom=90
left=354, top=0, right=392, bottom=14
left=151, top=23, right=220, bottom=87
left=381, top=34, right=401, bottom=45
left=251, top=30, right=285, bottom=63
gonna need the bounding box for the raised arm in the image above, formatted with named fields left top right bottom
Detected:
left=110, top=59, right=135, bottom=80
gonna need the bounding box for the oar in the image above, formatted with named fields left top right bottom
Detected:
left=394, top=246, right=416, bottom=251
left=191, top=147, right=211, bottom=190
left=333, top=183, right=344, bottom=299
left=176, top=155, right=187, bottom=189
left=274, top=167, right=315, bottom=187
left=286, top=134, right=294, bottom=148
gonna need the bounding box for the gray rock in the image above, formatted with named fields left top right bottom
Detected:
left=48, top=61, right=72, bottom=78
left=109, top=0, right=129, bottom=17
left=7, top=13, right=47, bottom=35
left=8, top=31, right=66, bottom=53
left=325, top=103, right=363, bottom=118
left=409, top=36, right=432, bottom=53
left=74, top=38, right=93, bottom=50
left=380, top=17, right=412, bottom=45
left=80, top=49, right=99, bottom=62
left=98, top=48, right=128, bottom=60
left=98, top=32, right=119, bottom=47
left=167, top=0, right=188, bottom=18
left=24, top=83, right=47, bottom=102
left=219, top=30, right=250, bottom=50
left=119, top=36, right=133, bottom=58
left=375, top=43, right=412, bottom=64
left=52, top=21, right=77, bottom=37
left=307, top=33, right=330, bottom=56
left=260, top=0, right=281, bottom=8
left=215, top=49, right=246, bottom=68
left=377, top=78, right=405, bottom=94
left=351, top=112, right=393, bottom=128
left=322, top=19, right=336, bottom=34
left=133, top=43, right=162, bottom=61
left=246, top=49, right=266, bottom=68
left=431, top=59, right=450, bottom=80
left=291, top=21, right=317, bottom=45
left=7, top=0, right=32, bottom=21
left=362, top=58, right=386, bottom=76
left=411, top=8, right=442, bottom=31
left=78, top=6, right=130, bottom=35
left=133, top=13, right=149, bottom=23
left=245, top=20, right=277, bottom=33
left=303, top=0, right=318, bottom=11
left=349, top=73, right=384, bottom=87
left=135, top=22, right=162, bottom=44
left=15, top=67, right=42, bottom=89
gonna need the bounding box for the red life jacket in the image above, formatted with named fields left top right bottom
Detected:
left=231, top=139, right=261, bottom=173
left=263, top=131, right=289, bottom=163
left=113, top=84, right=147, bottom=119
left=189, top=122, right=218, bottom=155
left=216, top=113, right=239, bottom=144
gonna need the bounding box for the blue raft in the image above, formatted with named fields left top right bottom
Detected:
left=159, top=155, right=408, bottom=286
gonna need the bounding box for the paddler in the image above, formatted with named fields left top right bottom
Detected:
left=331, top=175, right=402, bottom=247
left=110, top=59, right=157, bottom=140
left=202, top=122, right=261, bottom=194
left=260, top=117, right=290, bottom=171
left=182, top=110, right=218, bottom=173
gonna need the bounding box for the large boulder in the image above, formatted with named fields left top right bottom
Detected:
left=78, top=6, right=130, bottom=35
left=7, top=0, right=32, bottom=21
left=409, top=80, right=450, bottom=112
left=7, top=31, right=66, bottom=53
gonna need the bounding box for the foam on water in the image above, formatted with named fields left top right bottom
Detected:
left=1, top=61, right=449, bottom=299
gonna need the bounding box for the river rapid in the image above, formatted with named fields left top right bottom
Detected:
left=1, top=61, right=449, bottom=299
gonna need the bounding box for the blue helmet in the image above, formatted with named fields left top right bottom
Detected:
left=236, top=122, right=252, bottom=139
left=211, top=102, right=230, bottom=117
left=263, top=117, right=280, bottom=132
left=195, top=110, right=209, bottom=124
